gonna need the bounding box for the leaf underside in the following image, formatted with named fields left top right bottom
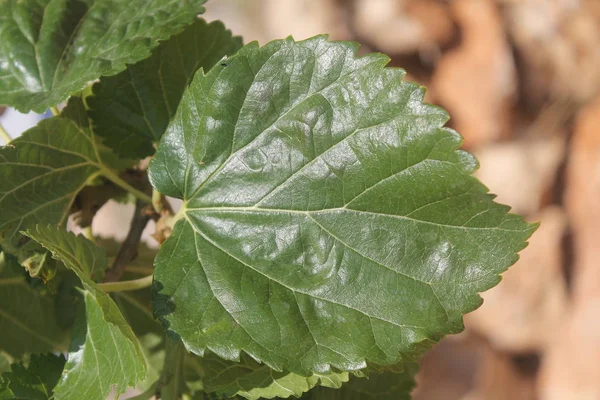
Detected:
left=88, top=18, right=243, bottom=158
left=24, top=226, right=147, bottom=400
left=0, top=353, right=66, bottom=400
left=0, top=252, right=67, bottom=357
left=200, top=353, right=349, bottom=400
left=300, top=364, right=417, bottom=399
left=0, top=97, right=125, bottom=260
left=149, top=35, right=536, bottom=377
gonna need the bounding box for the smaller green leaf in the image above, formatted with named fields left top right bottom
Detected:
left=0, top=353, right=66, bottom=400
left=88, top=19, right=243, bottom=158
left=0, top=252, right=68, bottom=357
left=198, top=353, right=349, bottom=400
left=0, top=97, right=132, bottom=262
left=24, top=226, right=147, bottom=400
left=0, top=354, right=10, bottom=374
left=300, top=364, right=417, bottom=399
left=0, top=0, right=209, bottom=113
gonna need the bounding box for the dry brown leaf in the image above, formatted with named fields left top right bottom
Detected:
left=504, top=0, right=600, bottom=107
left=538, top=96, right=600, bottom=400
left=353, top=0, right=455, bottom=55
left=474, top=135, right=566, bottom=216
left=431, top=0, right=516, bottom=148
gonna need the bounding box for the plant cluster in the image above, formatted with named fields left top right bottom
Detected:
left=0, top=1, right=535, bottom=399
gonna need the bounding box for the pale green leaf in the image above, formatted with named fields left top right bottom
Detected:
left=198, top=353, right=348, bottom=400
left=24, top=226, right=147, bottom=400
left=300, top=364, right=417, bottom=399
left=88, top=19, right=243, bottom=158
left=149, top=36, right=536, bottom=375
left=0, top=252, right=68, bottom=357
left=0, top=353, right=66, bottom=400
left=0, top=0, right=208, bottom=113
left=0, top=97, right=131, bottom=261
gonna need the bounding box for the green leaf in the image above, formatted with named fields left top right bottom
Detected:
left=0, top=252, right=68, bottom=357
left=88, top=19, right=243, bottom=158
left=0, top=0, right=208, bottom=113
left=197, top=353, right=348, bottom=400
left=24, top=226, right=147, bottom=400
left=149, top=36, right=536, bottom=375
left=300, top=364, right=417, bottom=399
left=0, top=98, right=131, bottom=261
left=0, top=353, right=66, bottom=400
left=0, top=354, right=10, bottom=375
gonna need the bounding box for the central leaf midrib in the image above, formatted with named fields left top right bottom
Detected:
left=184, top=207, right=520, bottom=233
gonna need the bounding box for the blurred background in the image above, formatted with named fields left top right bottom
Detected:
left=2, top=0, right=600, bottom=399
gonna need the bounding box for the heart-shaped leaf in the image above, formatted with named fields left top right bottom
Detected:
left=149, top=36, right=536, bottom=375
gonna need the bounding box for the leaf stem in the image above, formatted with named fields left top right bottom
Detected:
left=152, top=188, right=164, bottom=214
left=101, top=169, right=153, bottom=204
left=0, top=121, right=12, bottom=144
left=50, top=106, right=60, bottom=116
left=97, top=274, right=153, bottom=292
left=83, top=226, right=95, bottom=243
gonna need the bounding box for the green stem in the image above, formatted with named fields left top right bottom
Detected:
left=101, top=168, right=153, bottom=204
left=0, top=121, right=12, bottom=144
left=125, top=266, right=155, bottom=275
left=98, top=274, right=153, bottom=292
left=127, top=381, right=158, bottom=400
left=50, top=106, right=60, bottom=116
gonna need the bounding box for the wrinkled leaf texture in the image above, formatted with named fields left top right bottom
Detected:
left=0, top=0, right=208, bottom=112
left=149, top=35, right=536, bottom=379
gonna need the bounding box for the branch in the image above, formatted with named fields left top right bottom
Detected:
left=103, top=199, right=152, bottom=282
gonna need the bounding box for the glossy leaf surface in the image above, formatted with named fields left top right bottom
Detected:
left=25, top=226, right=146, bottom=400
left=149, top=36, right=536, bottom=375
left=88, top=19, right=243, bottom=158
left=0, top=0, right=208, bottom=112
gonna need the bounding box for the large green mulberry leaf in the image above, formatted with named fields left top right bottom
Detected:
left=0, top=0, right=208, bottom=113
left=24, top=226, right=147, bottom=400
left=0, top=252, right=68, bottom=357
left=88, top=19, right=243, bottom=158
left=149, top=36, right=536, bottom=375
